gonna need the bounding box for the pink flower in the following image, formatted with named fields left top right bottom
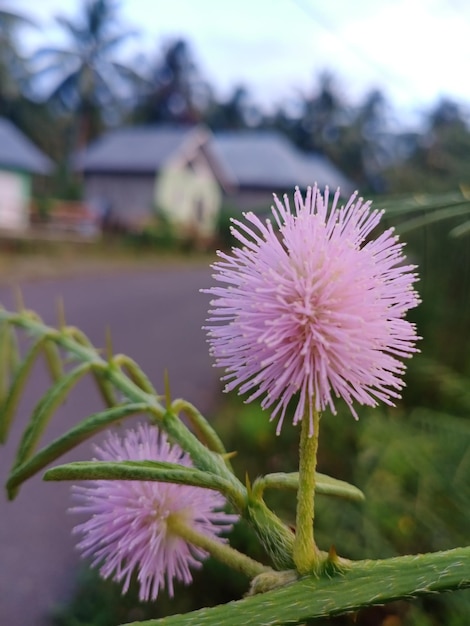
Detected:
left=70, top=424, right=238, bottom=601
left=204, top=186, right=420, bottom=434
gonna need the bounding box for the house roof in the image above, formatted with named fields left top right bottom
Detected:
left=0, top=118, right=53, bottom=175
left=293, top=152, right=354, bottom=195
left=74, top=125, right=201, bottom=173
left=76, top=124, right=353, bottom=193
left=212, top=131, right=353, bottom=193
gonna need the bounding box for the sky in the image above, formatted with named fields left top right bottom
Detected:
left=9, top=0, right=470, bottom=121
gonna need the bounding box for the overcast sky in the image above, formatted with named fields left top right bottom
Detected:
left=10, top=0, right=470, bottom=120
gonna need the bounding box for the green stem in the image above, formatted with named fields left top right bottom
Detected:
left=168, top=517, right=270, bottom=579
left=246, top=496, right=295, bottom=570
left=172, top=398, right=232, bottom=464
left=123, top=546, right=470, bottom=625
left=160, top=409, right=246, bottom=512
left=113, top=354, right=159, bottom=394
left=293, top=409, right=321, bottom=575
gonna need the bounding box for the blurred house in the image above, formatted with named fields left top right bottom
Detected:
left=212, top=131, right=353, bottom=211
left=74, top=125, right=227, bottom=237
left=75, top=124, right=353, bottom=239
left=0, top=118, right=53, bottom=231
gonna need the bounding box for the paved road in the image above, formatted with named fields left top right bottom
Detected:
left=0, top=265, right=219, bottom=625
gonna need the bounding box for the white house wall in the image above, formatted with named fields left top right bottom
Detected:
left=0, top=170, right=29, bottom=230
left=155, top=162, right=221, bottom=238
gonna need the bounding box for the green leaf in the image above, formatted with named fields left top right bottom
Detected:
left=172, top=399, right=230, bottom=461
left=6, top=326, right=20, bottom=378
left=123, top=546, right=470, bottom=626
left=6, top=403, right=148, bottom=497
left=13, top=362, right=92, bottom=470
left=0, top=322, right=11, bottom=403
left=42, top=340, right=63, bottom=382
left=450, top=219, right=470, bottom=237
left=315, top=472, right=365, bottom=500
left=91, top=366, right=119, bottom=407
left=44, top=459, right=236, bottom=496
left=253, top=472, right=365, bottom=502
left=0, top=336, right=49, bottom=444
left=374, top=191, right=470, bottom=215
left=0, top=322, right=20, bottom=414
left=394, top=203, right=470, bottom=235
left=114, top=354, right=158, bottom=394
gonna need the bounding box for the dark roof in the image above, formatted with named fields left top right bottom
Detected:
left=212, top=131, right=353, bottom=193
left=293, top=152, right=354, bottom=194
left=74, top=125, right=199, bottom=173
left=75, top=124, right=353, bottom=193
left=0, top=118, right=53, bottom=175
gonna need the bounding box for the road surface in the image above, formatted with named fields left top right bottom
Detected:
left=0, top=265, right=220, bottom=625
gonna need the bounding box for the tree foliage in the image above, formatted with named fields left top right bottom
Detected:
left=2, top=1, right=470, bottom=197
left=32, top=0, right=139, bottom=146
left=133, top=38, right=211, bottom=125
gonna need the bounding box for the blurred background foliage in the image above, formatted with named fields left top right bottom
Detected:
left=3, top=1, right=470, bottom=198
left=1, top=1, right=470, bottom=624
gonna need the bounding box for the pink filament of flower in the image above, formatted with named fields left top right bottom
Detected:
left=204, top=185, right=420, bottom=435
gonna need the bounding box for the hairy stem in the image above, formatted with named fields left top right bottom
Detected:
left=124, top=546, right=470, bottom=626
left=293, top=409, right=321, bottom=575
left=168, top=517, right=270, bottom=580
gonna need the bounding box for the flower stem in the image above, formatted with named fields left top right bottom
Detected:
left=168, top=516, right=271, bottom=579
left=293, top=409, right=321, bottom=575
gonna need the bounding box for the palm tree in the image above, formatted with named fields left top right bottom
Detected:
left=295, top=72, right=343, bottom=153
left=33, top=0, right=139, bottom=147
left=206, top=85, right=262, bottom=130
left=133, top=38, right=210, bottom=125
left=0, top=5, right=35, bottom=117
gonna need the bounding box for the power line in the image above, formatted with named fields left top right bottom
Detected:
left=290, top=0, right=416, bottom=99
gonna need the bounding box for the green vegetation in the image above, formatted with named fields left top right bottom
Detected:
left=0, top=240, right=215, bottom=287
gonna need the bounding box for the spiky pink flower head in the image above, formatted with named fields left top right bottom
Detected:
left=204, top=186, right=420, bottom=435
left=70, top=424, right=238, bottom=601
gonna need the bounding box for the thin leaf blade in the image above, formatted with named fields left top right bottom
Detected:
left=0, top=336, right=48, bottom=444
left=13, top=362, right=92, bottom=470
left=44, top=460, right=235, bottom=495
left=255, top=472, right=365, bottom=502
left=6, top=403, right=148, bottom=497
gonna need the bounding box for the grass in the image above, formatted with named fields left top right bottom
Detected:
left=0, top=238, right=216, bottom=286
